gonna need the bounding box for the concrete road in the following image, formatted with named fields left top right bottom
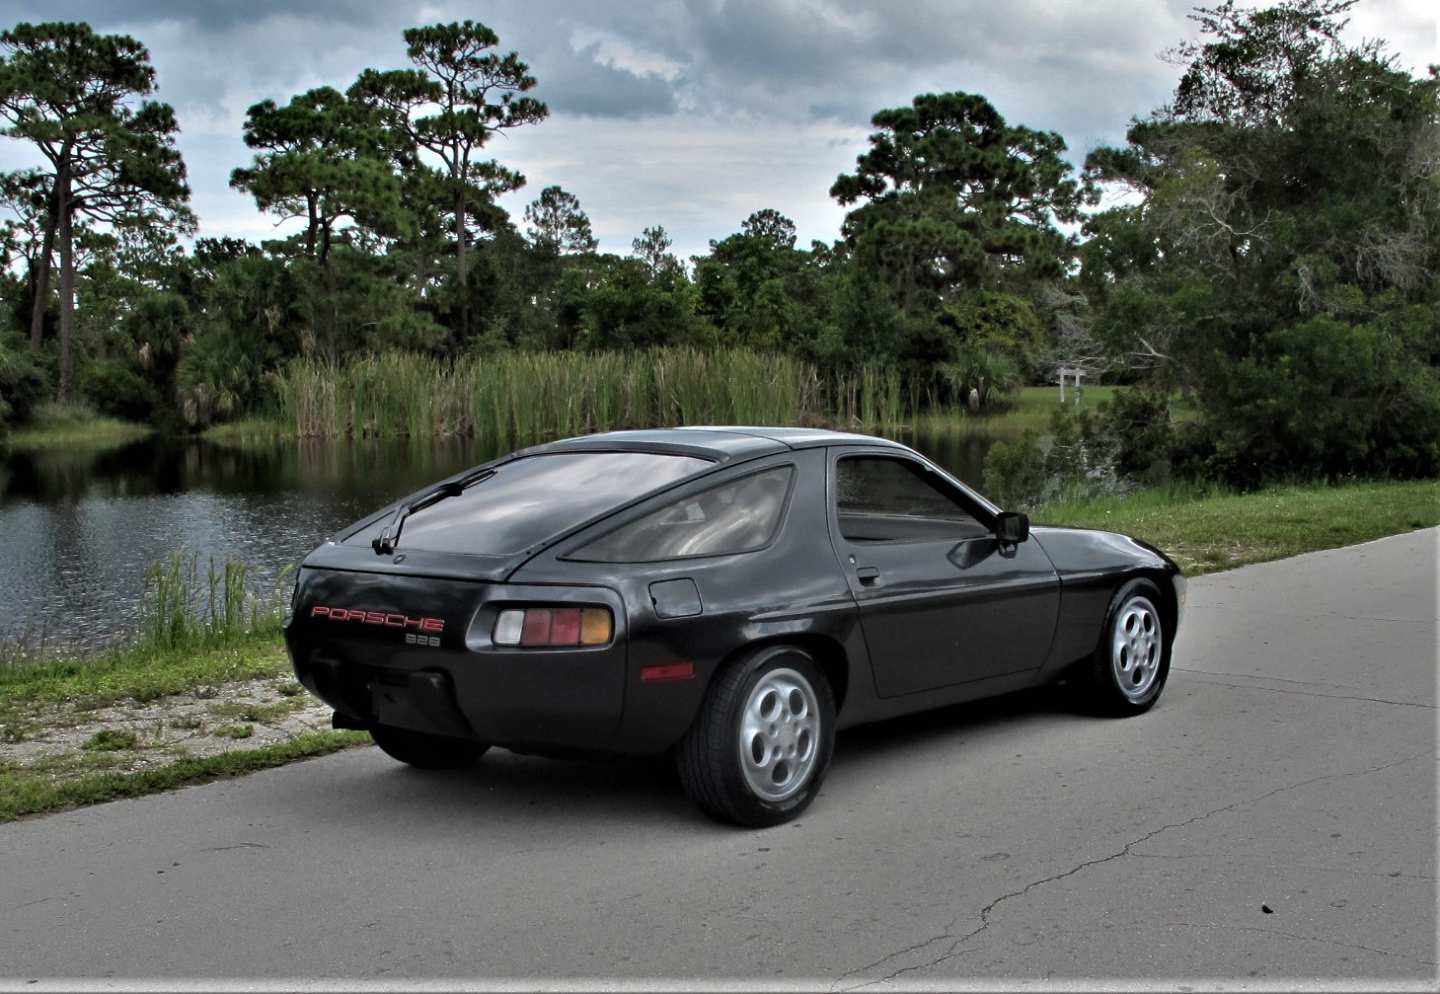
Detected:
left=2, top=530, right=1435, bottom=990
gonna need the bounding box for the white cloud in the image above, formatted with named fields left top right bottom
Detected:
left=495, top=112, right=868, bottom=258
left=1345, top=0, right=1439, bottom=72
left=1, top=0, right=1436, bottom=259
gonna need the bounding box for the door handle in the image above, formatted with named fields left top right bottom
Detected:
left=855, top=566, right=880, bottom=585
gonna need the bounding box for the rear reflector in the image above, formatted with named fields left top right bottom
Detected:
left=640, top=661, right=695, bottom=683
left=494, top=606, right=613, bottom=647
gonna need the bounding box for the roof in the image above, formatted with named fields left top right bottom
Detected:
left=531, top=426, right=908, bottom=462
left=680, top=426, right=909, bottom=450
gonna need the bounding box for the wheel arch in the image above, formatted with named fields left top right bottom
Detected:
left=712, top=632, right=851, bottom=716
left=1047, top=567, right=1179, bottom=685
left=1101, top=569, right=1179, bottom=649
left=1133, top=567, right=1179, bottom=643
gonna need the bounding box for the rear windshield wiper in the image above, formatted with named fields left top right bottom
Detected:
left=372, top=467, right=495, bottom=555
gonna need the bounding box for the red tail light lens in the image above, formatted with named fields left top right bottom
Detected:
left=520, top=608, right=553, bottom=646
left=550, top=609, right=581, bottom=645
left=494, top=606, right=612, bottom=647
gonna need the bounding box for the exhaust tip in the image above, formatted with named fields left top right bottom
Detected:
left=331, top=711, right=371, bottom=732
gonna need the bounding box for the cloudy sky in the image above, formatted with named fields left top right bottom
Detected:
left=2, top=1, right=1436, bottom=258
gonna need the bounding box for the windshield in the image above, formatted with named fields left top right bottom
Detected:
left=345, top=451, right=712, bottom=556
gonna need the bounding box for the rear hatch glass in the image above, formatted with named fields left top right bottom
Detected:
left=344, top=451, right=711, bottom=557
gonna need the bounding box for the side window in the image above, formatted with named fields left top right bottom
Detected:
left=572, top=466, right=794, bottom=562
left=835, top=456, right=990, bottom=543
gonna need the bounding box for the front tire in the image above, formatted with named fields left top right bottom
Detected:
left=1083, top=578, right=1171, bottom=715
left=677, top=645, right=835, bottom=827
left=370, top=724, right=488, bottom=770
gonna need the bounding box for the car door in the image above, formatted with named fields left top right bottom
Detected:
left=828, top=448, right=1060, bottom=698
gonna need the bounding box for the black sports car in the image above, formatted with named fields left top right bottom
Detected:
left=285, top=426, right=1186, bottom=826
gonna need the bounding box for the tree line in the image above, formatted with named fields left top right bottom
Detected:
left=1, top=0, right=1436, bottom=484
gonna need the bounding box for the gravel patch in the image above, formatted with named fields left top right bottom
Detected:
left=1, top=676, right=338, bottom=778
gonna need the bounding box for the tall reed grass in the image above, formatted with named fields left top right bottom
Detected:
left=140, top=551, right=291, bottom=654
left=1, top=551, right=290, bottom=670
left=273, top=348, right=912, bottom=443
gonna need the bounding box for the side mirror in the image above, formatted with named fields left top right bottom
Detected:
left=996, top=511, right=1029, bottom=545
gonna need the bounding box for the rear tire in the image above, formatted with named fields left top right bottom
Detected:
left=676, top=644, right=835, bottom=828
left=370, top=724, right=488, bottom=770
left=1083, top=578, right=1171, bottom=715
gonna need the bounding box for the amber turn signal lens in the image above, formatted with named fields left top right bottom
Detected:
left=580, top=607, right=612, bottom=645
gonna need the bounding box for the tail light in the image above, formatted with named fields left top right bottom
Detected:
left=493, top=606, right=613, bottom=647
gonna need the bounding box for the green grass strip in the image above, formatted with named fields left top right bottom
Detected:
left=201, top=417, right=291, bottom=446
left=1037, top=478, right=1438, bottom=575
left=0, top=633, right=290, bottom=710
left=5, top=412, right=153, bottom=450
left=0, top=730, right=369, bottom=822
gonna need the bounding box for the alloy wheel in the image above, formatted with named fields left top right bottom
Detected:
left=738, top=666, right=821, bottom=802
left=1111, top=595, right=1163, bottom=702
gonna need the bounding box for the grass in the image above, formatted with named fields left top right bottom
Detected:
left=1036, top=477, right=1439, bottom=575
left=912, top=384, right=1181, bottom=436
left=0, top=547, right=291, bottom=734
left=82, top=728, right=139, bottom=752
left=201, top=417, right=290, bottom=444
left=236, top=356, right=1143, bottom=446
left=0, top=634, right=289, bottom=716
left=0, top=730, right=368, bottom=822
left=4, top=401, right=152, bottom=449
left=139, top=551, right=288, bottom=654
left=208, top=698, right=303, bottom=723
left=214, top=357, right=1185, bottom=448
left=914, top=385, right=1205, bottom=438
left=265, top=348, right=913, bottom=442
left=0, top=545, right=348, bottom=822
left=983, top=384, right=1124, bottom=430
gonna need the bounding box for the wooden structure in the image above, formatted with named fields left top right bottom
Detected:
left=1057, top=366, right=1086, bottom=403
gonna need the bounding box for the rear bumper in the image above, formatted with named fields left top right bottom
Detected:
left=303, top=656, right=472, bottom=739
left=289, top=631, right=630, bottom=752
left=286, top=578, right=632, bottom=753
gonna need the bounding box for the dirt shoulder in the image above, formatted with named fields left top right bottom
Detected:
left=0, top=639, right=368, bottom=821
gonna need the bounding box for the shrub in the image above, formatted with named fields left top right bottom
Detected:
left=80, top=359, right=159, bottom=421
left=982, top=431, right=1049, bottom=509
left=983, top=393, right=1175, bottom=510
left=1186, top=311, right=1440, bottom=487
left=937, top=348, right=1021, bottom=412
left=0, top=345, right=50, bottom=427
left=1101, top=389, right=1175, bottom=484
left=176, top=327, right=275, bottom=428
left=29, top=400, right=100, bottom=427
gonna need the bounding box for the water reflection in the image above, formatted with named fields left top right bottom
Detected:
left=0, top=427, right=1007, bottom=650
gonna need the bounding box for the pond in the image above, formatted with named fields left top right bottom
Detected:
left=0, top=426, right=1013, bottom=652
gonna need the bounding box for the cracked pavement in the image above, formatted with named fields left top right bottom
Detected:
left=1, top=528, right=1435, bottom=988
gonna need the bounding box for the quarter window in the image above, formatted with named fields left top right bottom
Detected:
left=835, top=456, right=990, bottom=543
left=574, top=466, right=794, bottom=562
